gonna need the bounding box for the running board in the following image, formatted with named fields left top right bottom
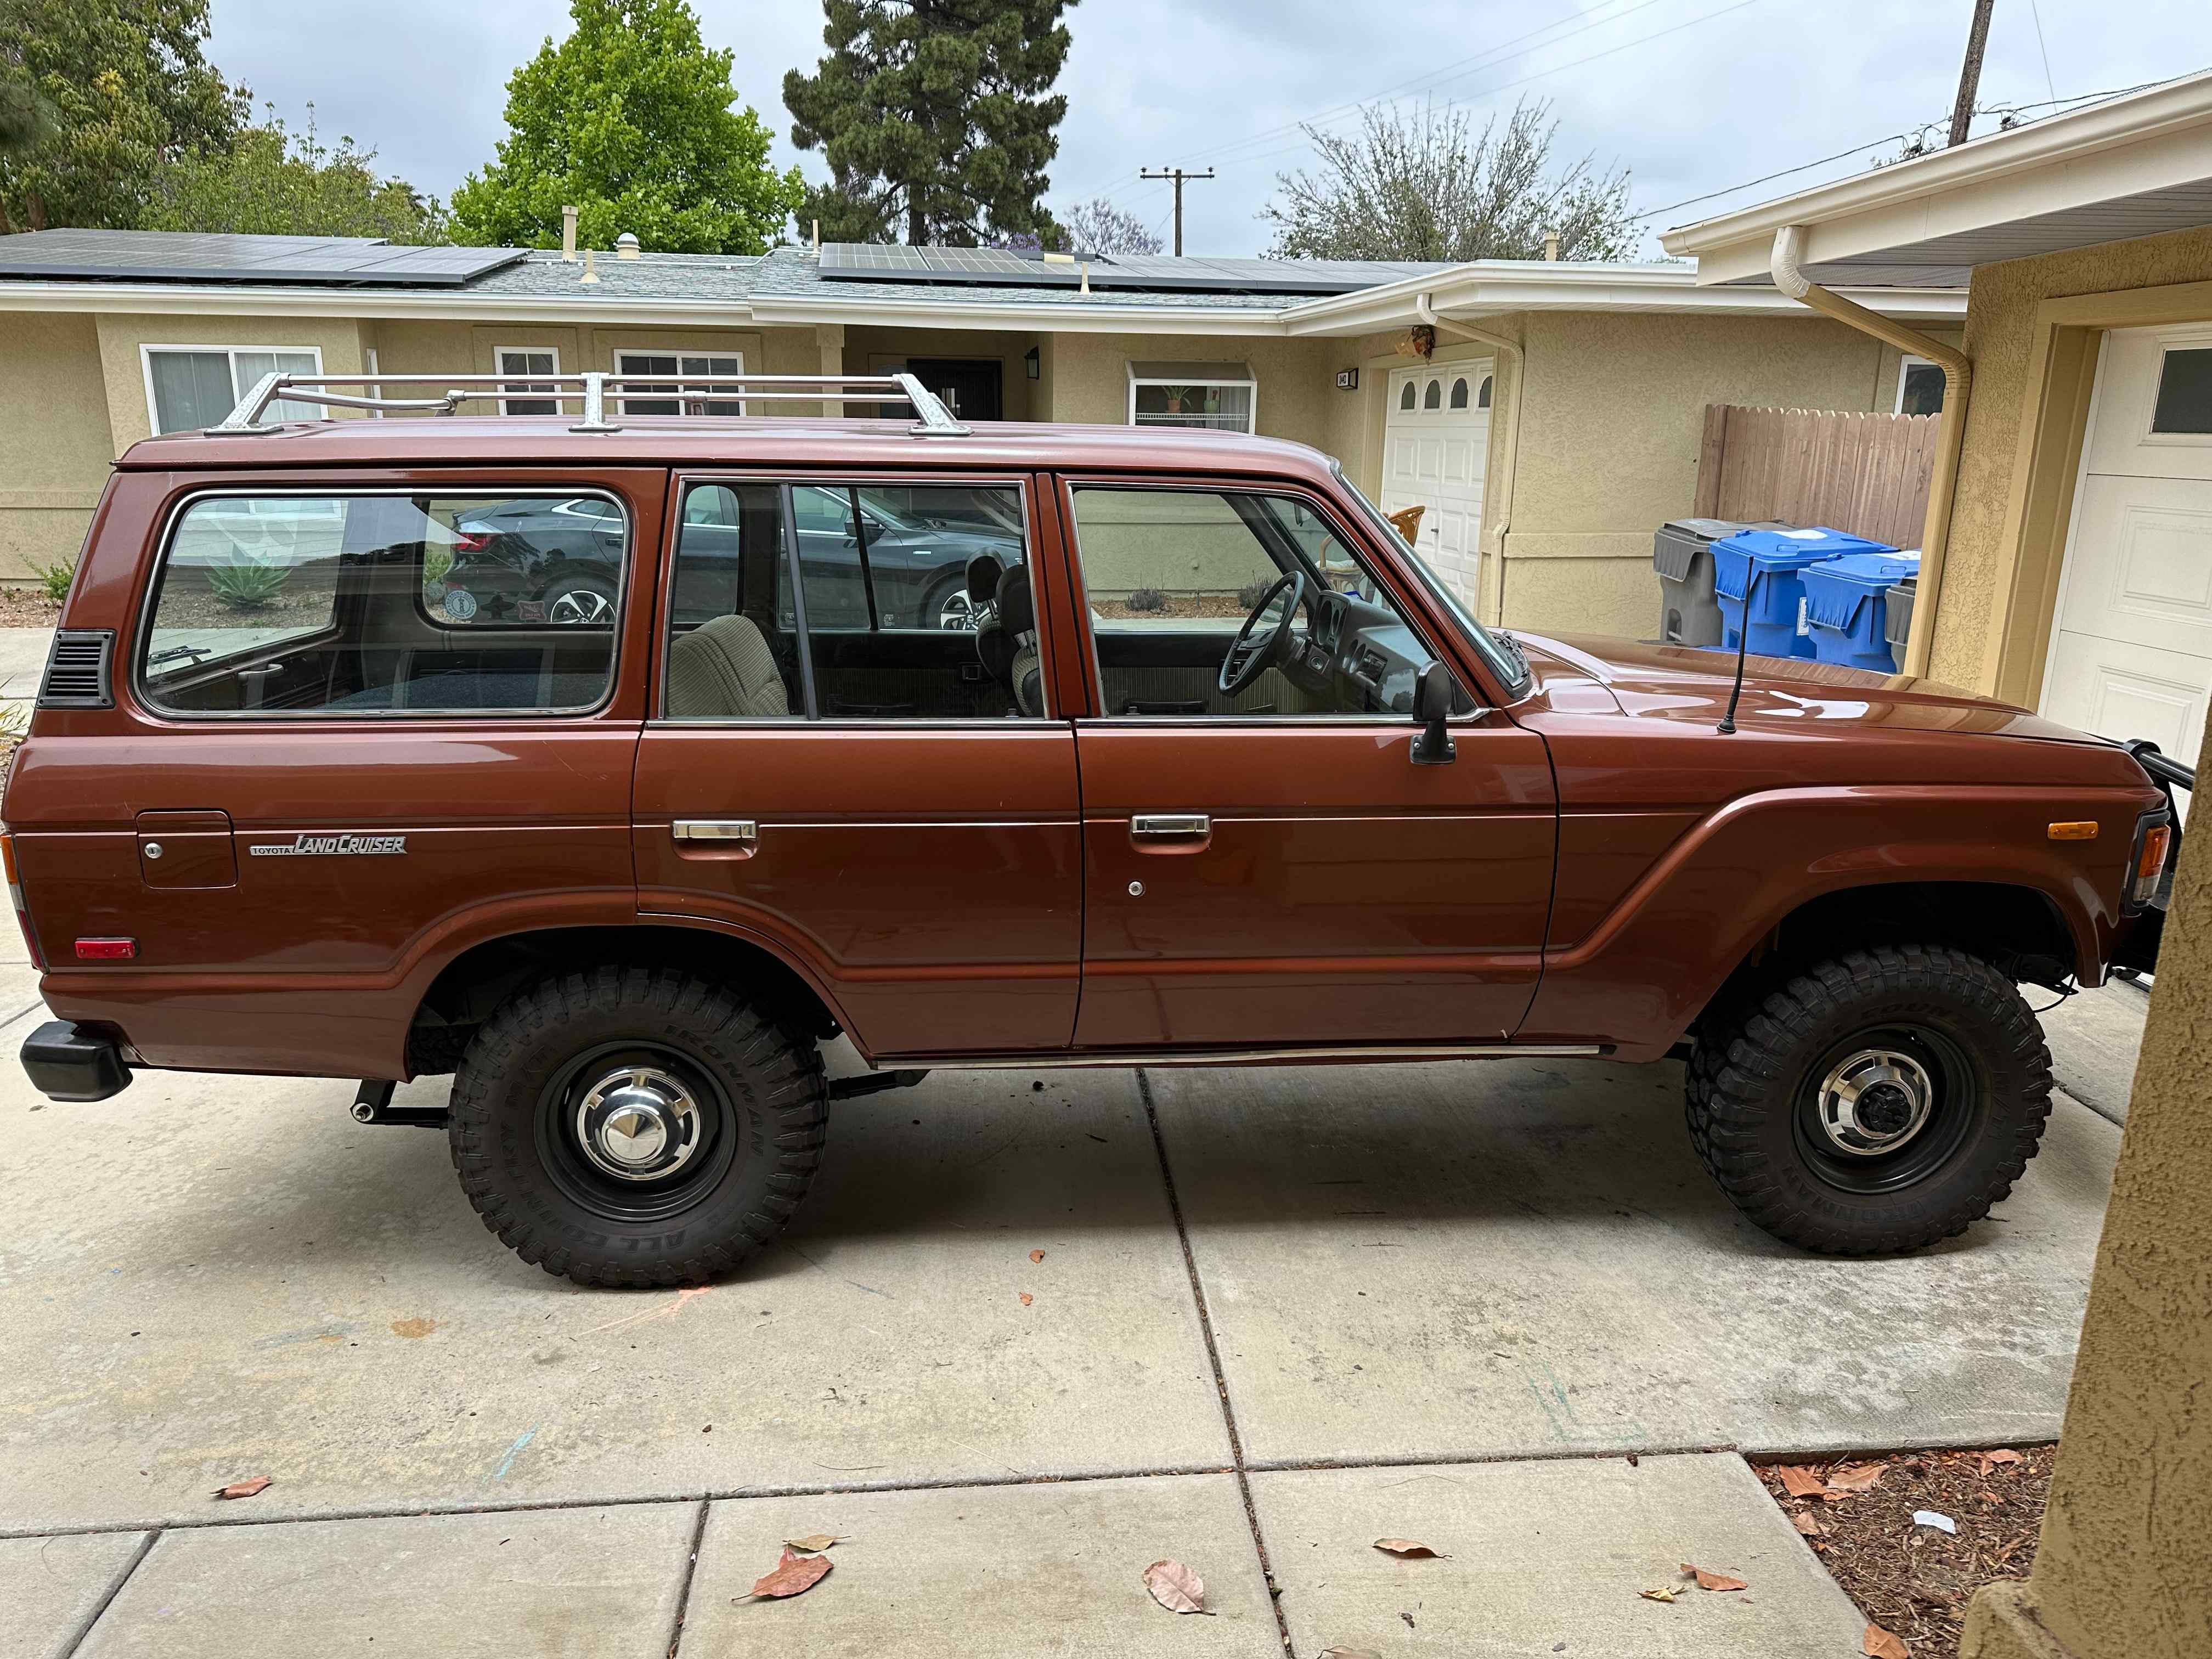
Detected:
left=878, top=1043, right=1606, bottom=1070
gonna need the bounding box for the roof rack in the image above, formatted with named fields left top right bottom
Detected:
left=211, top=370, right=973, bottom=437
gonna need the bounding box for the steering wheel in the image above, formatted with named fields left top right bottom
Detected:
left=1218, top=571, right=1313, bottom=697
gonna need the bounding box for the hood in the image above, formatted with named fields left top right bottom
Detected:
left=1513, top=633, right=2101, bottom=743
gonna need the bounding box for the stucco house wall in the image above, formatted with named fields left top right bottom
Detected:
left=0, top=313, right=111, bottom=576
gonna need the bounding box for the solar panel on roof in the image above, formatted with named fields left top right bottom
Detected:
left=0, top=228, right=527, bottom=287
left=816, top=241, right=1449, bottom=296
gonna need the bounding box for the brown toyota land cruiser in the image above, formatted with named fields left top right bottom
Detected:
left=7, top=371, right=2185, bottom=1286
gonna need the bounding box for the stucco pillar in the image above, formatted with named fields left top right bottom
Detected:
left=1960, top=702, right=2212, bottom=1659
left=815, top=324, right=845, bottom=417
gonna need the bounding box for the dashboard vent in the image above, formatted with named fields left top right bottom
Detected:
left=37, top=630, right=115, bottom=709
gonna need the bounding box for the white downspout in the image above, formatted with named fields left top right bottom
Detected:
left=1416, top=293, right=1523, bottom=626
left=1770, top=225, right=1971, bottom=679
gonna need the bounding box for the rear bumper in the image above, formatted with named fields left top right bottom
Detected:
left=20, top=1020, right=131, bottom=1102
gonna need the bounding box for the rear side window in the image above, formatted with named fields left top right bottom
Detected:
left=137, top=490, right=626, bottom=718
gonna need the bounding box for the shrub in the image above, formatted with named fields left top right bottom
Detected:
left=1126, top=587, right=1166, bottom=612
left=207, top=556, right=291, bottom=610
left=1237, top=579, right=1275, bottom=610
left=36, top=560, right=74, bottom=603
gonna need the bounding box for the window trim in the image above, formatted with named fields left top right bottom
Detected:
left=130, top=484, right=631, bottom=724
left=2141, top=329, right=2212, bottom=446
left=653, top=471, right=1041, bottom=725
left=611, top=347, right=746, bottom=416
left=140, top=343, right=325, bottom=435
left=494, top=344, right=562, bottom=415
left=1126, top=364, right=1259, bottom=435
left=1058, top=477, right=1480, bottom=727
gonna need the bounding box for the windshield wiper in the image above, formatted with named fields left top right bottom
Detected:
left=148, top=644, right=212, bottom=667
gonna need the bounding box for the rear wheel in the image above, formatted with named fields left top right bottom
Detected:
left=448, top=967, right=826, bottom=1286
left=1684, top=943, right=2051, bottom=1255
left=544, top=574, right=616, bottom=626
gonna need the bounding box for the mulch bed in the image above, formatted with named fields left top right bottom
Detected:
left=0, top=586, right=60, bottom=627
left=1753, top=1446, right=2055, bottom=1657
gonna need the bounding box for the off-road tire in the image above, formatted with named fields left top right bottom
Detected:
left=1684, top=944, right=2052, bottom=1255
left=448, top=967, right=827, bottom=1286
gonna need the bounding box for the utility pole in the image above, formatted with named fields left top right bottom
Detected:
left=1948, top=0, right=1997, bottom=146
left=1140, top=166, right=1215, bottom=256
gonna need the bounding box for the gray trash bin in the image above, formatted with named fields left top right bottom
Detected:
left=1654, top=518, right=1787, bottom=646
left=1883, top=573, right=1918, bottom=656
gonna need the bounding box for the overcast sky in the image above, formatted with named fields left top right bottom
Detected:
left=206, top=0, right=2209, bottom=257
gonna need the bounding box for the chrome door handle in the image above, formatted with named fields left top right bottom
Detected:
left=1131, top=814, right=1210, bottom=838
left=673, top=820, right=758, bottom=843
left=235, top=663, right=285, bottom=678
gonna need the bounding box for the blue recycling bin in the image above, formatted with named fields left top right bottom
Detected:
left=1712, top=527, right=1894, bottom=659
left=1802, top=551, right=1922, bottom=671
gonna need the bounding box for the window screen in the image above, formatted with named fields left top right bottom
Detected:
left=138, top=492, right=623, bottom=717
left=661, top=482, right=1035, bottom=720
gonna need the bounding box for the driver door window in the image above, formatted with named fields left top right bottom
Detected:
left=1066, top=486, right=1444, bottom=719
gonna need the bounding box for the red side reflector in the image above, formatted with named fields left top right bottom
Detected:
left=74, top=938, right=136, bottom=960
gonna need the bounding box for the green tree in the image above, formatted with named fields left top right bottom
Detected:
left=785, top=0, right=1073, bottom=246
left=0, top=0, right=246, bottom=234
left=1262, top=98, right=1637, bottom=264
left=449, top=0, right=802, bottom=254
left=143, top=105, right=446, bottom=242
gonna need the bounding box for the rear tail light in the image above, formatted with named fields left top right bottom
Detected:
left=1, top=833, right=43, bottom=970
left=2126, top=816, right=2174, bottom=911
left=452, top=530, right=493, bottom=554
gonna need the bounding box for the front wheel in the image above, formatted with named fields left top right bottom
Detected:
left=448, top=968, right=827, bottom=1286
left=543, top=573, right=617, bottom=626
left=1684, top=943, right=2052, bottom=1255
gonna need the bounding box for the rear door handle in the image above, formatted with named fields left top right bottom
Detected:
left=1131, top=814, right=1210, bottom=838
left=673, top=820, right=758, bottom=843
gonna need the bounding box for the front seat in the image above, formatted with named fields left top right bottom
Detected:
left=994, top=565, right=1045, bottom=717
left=667, top=614, right=789, bottom=718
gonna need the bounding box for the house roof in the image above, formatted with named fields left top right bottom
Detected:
left=1661, top=69, right=2212, bottom=286
left=0, top=230, right=1967, bottom=334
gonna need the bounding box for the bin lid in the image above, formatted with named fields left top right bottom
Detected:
left=1714, top=526, right=1894, bottom=569
left=1658, top=518, right=1750, bottom=542
left=1804, top=550, right=1922, bottom=590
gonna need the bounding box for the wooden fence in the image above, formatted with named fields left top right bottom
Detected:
left=1694, top=404, right=1939, bottom=549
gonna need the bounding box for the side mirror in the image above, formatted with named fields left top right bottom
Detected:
left=1410, top=661, right=1458, bottom=766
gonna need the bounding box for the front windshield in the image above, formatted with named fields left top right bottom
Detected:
left=1330, top=460, right=1530, bottom=696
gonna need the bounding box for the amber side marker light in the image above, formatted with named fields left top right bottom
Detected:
left=1, top=833, right=44, bottom=970
left=74, top=938, right=136, bottom=961
left=2129, top=822, right=2175, bottom=910
left=2047, top=821, right=2100, bottom=840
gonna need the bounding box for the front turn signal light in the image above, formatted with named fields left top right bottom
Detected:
left=2127, top=819, right=2174, bottom=911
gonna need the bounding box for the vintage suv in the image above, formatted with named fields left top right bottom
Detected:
left=6, top=371, right=2185, bottom=1287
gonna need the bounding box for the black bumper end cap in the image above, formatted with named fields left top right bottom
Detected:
left=20, top=1020, right=131, bottom=1103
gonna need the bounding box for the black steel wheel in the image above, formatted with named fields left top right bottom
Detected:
left=449, top=967, right=826, bottom=1286
left=1685, top=943, right=2051, bottom=1255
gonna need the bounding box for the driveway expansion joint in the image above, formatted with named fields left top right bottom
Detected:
left=56, top=1525, right=161, bottom=1659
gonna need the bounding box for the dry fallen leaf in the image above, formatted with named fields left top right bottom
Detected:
left=1682, top=1562, right=1748, bottom=1592
left=1826, top=1462, right=1888, bottom=1492
left=1791, top=1510, right=1826, bottom=1537
left=1373, top=1538, right=1448, bottom=1558
left=1776, top=1465, right=1827, bottom=1498
left=1018, top=1292, right=1034, bottom=1307
left=784, top=1534, right=844, bottom=1553
left=1030, top=1249, right=1045, bottom=1263
left=1143, top=1559, right=1206, bottom=1614
left=1980, top=1448, right=2024, bottom=1474
left=1863, top=1623, right=1910, bottom=1659
left=1638, top=1585, right=1679, bottom=1604
left=212, top=1476, right=270, bottom=1500
left=749, top=1547, right=833, bottom=1600
left=1318, top=1650, right=1382, bottom=1658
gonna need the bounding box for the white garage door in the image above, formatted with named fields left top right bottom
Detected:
left=1380, top=362, right=1490, bottom=606
left=2044, top=324, right=2212, bottom=788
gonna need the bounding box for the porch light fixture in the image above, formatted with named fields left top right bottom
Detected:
left=1025, top=347, right=1040, bottom=380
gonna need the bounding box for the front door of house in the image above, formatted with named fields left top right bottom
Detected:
left=906, top=359, right=1004, bottom=422
left=1381, top=361, right=1491, bottom=607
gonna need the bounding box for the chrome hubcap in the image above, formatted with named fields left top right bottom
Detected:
left=549, top=588, right=613, bottom=625
left=1814, top=1048, right=1935, bottom=1156
left=573, top=1066, right=702, bottom=1182
left=938, top=590, right=981, bottom=631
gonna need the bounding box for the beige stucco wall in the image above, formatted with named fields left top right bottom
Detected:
left=1036, top=330, right=1338, bottom=450
left=363, top=318, right=823, bottom=388
left=0, top=312, right=112, bottom=579
left=93, top=312, right=371, bottom=454
left=1927, top=224, right=2212, bottom=691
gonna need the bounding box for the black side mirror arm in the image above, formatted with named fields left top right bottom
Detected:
left=1410, top=660, right=1458, bottom=766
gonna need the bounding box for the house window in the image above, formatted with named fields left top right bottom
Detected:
left=613, top=350, right=745, bottom=415
left=1897, top=355, right=1946, bottom=416
left=1398, top=382, right=1416, bottom=410
left=2150, top=346, right=2212, bottom=435
left=1477, top=375, right=1493, bottom=409
left=1127, top=360, right=1256, bottom=433
left=142, top=346, right=322, bottom=433
left=1448, top=377, right=1469, bottom=409
left=1422, top=379, right=1441, bottom=409
left=495, top=347, right=561, bottom=414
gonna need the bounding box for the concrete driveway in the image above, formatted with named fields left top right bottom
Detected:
left=0, top=933, right=2143, bottom=1657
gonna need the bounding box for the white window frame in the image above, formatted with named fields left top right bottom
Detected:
left=1126, top=363, right=1258, bottom=435
left=1895, top=354, right=1946, bottom=415
left=611, top=348, right=746, bottom=415
left=140, top=343, right=325, bottom=434
left=494, top=344, right=562, bottom=415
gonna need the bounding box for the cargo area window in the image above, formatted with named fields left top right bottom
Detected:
left=659, top=481, right=1038, bottom=720
left=136, top=491, right=624, bottom=718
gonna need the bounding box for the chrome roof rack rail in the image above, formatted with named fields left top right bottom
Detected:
left=211, top=371, right=974, bottom=437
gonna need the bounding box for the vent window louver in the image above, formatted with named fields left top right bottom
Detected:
left=37, top=630, right=114, bottom=709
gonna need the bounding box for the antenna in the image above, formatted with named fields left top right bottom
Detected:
left=1716, top=567, right=1757, bottom=734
